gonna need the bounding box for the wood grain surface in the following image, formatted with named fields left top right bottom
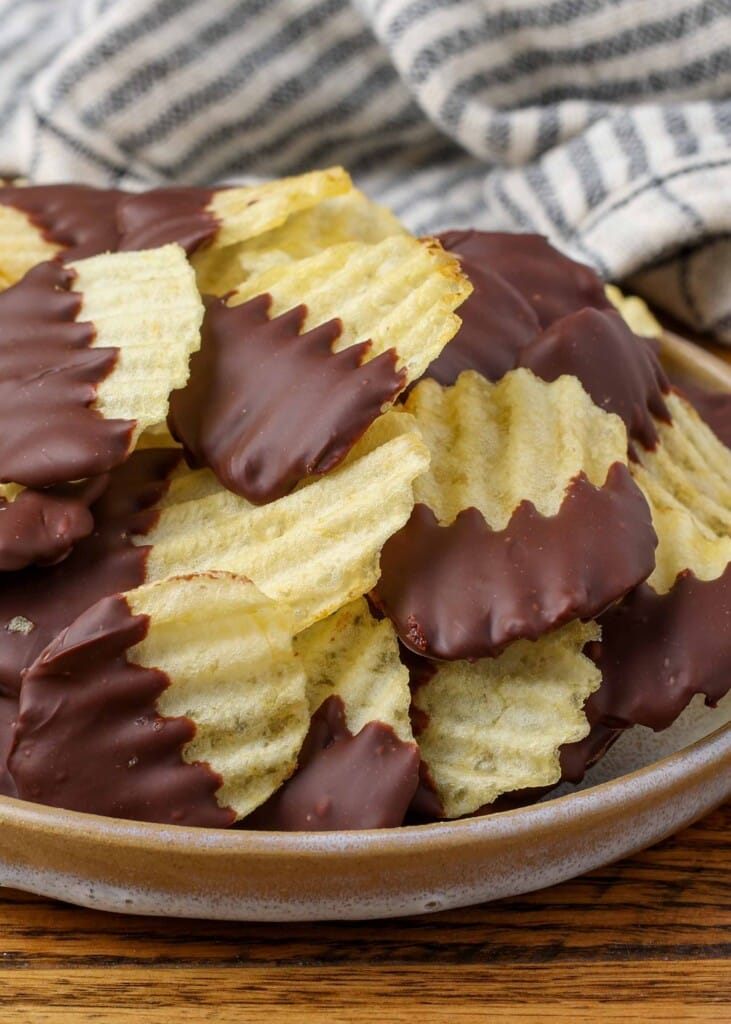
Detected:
left=0, top=803, right=727, bottom=1022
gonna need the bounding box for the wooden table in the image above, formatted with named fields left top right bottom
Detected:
left=0, top=802, right=727, bottom=1022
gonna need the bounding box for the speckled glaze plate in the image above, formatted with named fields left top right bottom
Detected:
left=0, top=335, right=729, bottom=921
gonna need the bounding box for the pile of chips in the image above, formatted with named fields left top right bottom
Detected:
left=0, top=171, right=729, bottom=830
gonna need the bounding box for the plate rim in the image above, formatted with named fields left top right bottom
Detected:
left=0, top=705, right=728, bottom=858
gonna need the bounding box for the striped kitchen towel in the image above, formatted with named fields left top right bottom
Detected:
left=1, top=0, right=729, bottom=339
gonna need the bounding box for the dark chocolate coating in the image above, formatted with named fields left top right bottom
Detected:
left=0, top=448, right=180, bottom=697
left=0, top=691, right=17, bottom=798
left=243, top=695, right=420, bottom=830
left=374, top=465, right=657, bottom=661
left=168, top=295, right=406, bottom=504
left=558, top=720, right=622, bottom=786
left=672, top=378, right=731, bottom=450
left=519, top=308, right=671, bottom=452
left=423, top=256, right=540, bottom=386
left=9, top=594, right=234, bottom=827
left=0, top=261, right=134, bottom=488
left=588, top=566, right=731, bottom=731
left=437, top=230, right=613, bottom=328
left=0, top=476, right=107, bottom=571
left=0, top=184, right=124, bottom=259
left=117, top=187, right=217, bottom=255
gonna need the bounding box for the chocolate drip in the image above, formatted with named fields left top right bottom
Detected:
left=243, top=695, right=420, bottom=830
left=374, top=465, right=657, bottom=661
left=588, top=567, right=731, bottom=732
left=438, top=230, right=612, bottom=328
left=671, top=377, right=731, bottom=449
left=117, top=187, right=218, bottom=255
left=9, top=594, right=233, bottom=826
left=423, top=256, right=540, bottom=385
left=0, top=476, right=107, bottom=571
left=169, top=295, right=406, bottom=504
left=0, top=184, right=124, bottom=260
left=0, top=691, right=18, bottom=798
left=0, top=261, right=134, bottom=488
left=519, top=308, right=671, bottom=452
left=0, top=448, right=180, bottom=697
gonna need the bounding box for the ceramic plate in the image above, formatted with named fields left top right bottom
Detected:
left=0, top=335, right=729, bottom=921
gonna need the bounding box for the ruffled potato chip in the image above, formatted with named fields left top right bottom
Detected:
left=71, top=244, right=204, bottom=445
left=142, top=411, right=430, bottom=631
left=605, top=283, right=663, bottom=339
left=374, top=370, right=656, bottom=659
left=246, top=597, right=420, bottom=831
left=193, top=188, right=407, bottom=295
left=295, top=597, right=413, bottom=741
left=413, top=620, right=601, bottom=818
left=0, top=202, right=60, bottom=287
left=632, top=392, right=731, bottom=593
left=11, top=572, right=308, bottom=825
left=227, top=234, right=471, bottom=385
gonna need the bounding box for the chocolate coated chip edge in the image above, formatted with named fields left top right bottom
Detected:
left=374, top=465, right=657, bottom=661
left=168, top=295, right=406, bottom=504
left=9, top=593, right=234, bottom=827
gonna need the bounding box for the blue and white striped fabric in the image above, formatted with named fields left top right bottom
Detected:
left=1, top=0, right=729, bottom=338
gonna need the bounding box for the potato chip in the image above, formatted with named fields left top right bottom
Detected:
left=590, top=565, right=731, bottom=732
left=167, top=292, right=407, bottom=504
left=605, top=284, right=663, bottom=338
left=211, top=166, right=352, bottom=249
left=142, top=410, right=430, bottom=631
left=0, top=247, right=202, bottom=489
left=130, top=572, right=308, bottom=820
left=10, top=572, right=309, bottom=825
left=245, top=597, right=420, bottom=830
left=407, top=369, right=626, bottom=526
left=0, top=184, right=125, bottom=286
left=295, top=597, right=412, bottom=741
left=518, top=307, right=670, bottom=455
left=169, top=226, right=468, bottom=505
left=0, top=202, right=60, bottom=286
left=632, top=392, right=731, bottom=593
left=70, top=244, right=204, bottom=443
left=193, top=188, right=407, bottom=295
left=412, top=620, right=601, bottom=818
left=437, top=230, right=613, bottom=327
left=0, top=448, right=182, bottom=696
left=374, top=369, right=656, bottom=659
left=227, top=234, right=471, bottom=384
left=118, top=168, right=351, bottom=257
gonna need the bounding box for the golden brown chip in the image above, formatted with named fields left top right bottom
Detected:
left=11, top=572, right=309, bottom=824
left=605, top=284, right=663, bottom=338
left=70, top=244, right=204, bottom=445
left=0, top=202, right=61, bottom=287
left=193, top=188, right=407, bottom=295
left=142, top=410, right=430, bottom=631
left=210, top=167, right=352, bottom=249
left=632, top=391, right=731, bottom=592
left=129, top=572, right=308, bottom=819
left=227, top=234, right=471, bottom=385
left=406, top=368, right=627, bottom=527
left=295, top=597, right=413, bottom=741
left=373, top=369, right=656, bottom=660
left=413, top=620, right=601, bottom=818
